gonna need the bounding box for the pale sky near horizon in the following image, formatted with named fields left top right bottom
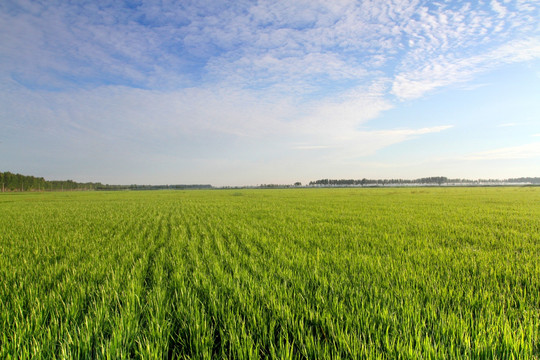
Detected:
left=1, top=0, right=539, bottom=186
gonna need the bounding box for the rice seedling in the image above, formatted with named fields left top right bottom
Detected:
left=1, top=187, right=539, bottom=358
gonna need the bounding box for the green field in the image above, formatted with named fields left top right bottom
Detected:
left=1, top=188, right=539, bottom=359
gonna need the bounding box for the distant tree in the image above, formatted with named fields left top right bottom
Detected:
left=294, top=182, right=302, bottom=186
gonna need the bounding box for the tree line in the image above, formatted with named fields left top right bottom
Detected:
left=309, top=176, right=540, bottom=186
left=0, top=172, right=102, bottom=192
left=0, top=172, right=212, bottom=192
left=2, top=171, right=539, bottom=192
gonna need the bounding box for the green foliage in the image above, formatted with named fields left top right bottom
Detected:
left=1, top=188, right=539, bottom=358
left=0, top=171, right=100, bottom=192
left=0, top=171, right=213, bottom=192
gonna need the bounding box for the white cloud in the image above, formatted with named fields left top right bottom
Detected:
left=1, top=0, right=539, bottom=97
left=344, top=125, right=454, bottom=157
left=1, top=75, right=452, bottom=177
left=491, top=0, right=508, bottom=18
left=358, top=126, right=454, bottom=137
left=392, top=38, right=540, bottom=100
left=295, top=87, right=393, bottom=139
left=289, top=124, right=454, bottom=162
left=464, top=142, right=540, bottom=160
left=293, top=145, right=333, bottom=150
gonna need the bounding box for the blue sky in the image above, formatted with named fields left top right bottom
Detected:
left=1, top=0, right=539, bottom=186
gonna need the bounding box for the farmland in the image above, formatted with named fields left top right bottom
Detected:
left=1, top=188, right=539, bottom=358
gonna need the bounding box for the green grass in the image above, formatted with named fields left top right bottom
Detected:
left=1, top=188, right=539, bottom=359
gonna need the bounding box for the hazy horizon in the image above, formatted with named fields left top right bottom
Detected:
left=1, top=1, right=539, bottom=187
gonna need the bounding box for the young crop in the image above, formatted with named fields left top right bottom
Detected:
left=1, top=188, right=539, bottom=358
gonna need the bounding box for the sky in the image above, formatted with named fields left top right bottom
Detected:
left=1, top=0, right=539, bottom=186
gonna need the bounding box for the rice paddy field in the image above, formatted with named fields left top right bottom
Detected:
left=1, top=187, right=539, bottom=359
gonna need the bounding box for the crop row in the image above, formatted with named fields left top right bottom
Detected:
left=1, top=188, right=539, bottom=358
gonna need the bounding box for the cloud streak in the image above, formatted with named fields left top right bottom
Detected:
left=464, top=142, right=540, bottom=160
left=392, top=38, right=540, bottom=100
